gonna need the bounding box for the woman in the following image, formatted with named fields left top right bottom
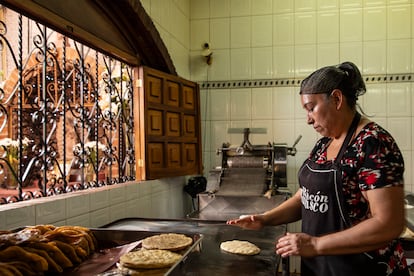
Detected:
left=227, top=62, right=408, bottom=276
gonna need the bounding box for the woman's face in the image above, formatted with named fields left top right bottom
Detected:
left=300, top=93, right=338, bottom=138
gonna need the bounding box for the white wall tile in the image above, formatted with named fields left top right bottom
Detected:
left=317, top=0, right=339, bottom=10
left=363, top=83, right=387, bottom=117
left=35, top=199, right=66, bottom=225
left=230, top=17, right=251, bottom=48
left=295, top=0, right=317, bottom=12
left=135, top=195, right=152, bottom=218
left=110, top=186, right=126, bottom=205
left=230, top=0, right=251, bottom=16
left=387, top=117, right=412, bottom=151
left=209, top=49, right=231, bottom=80
left=252, top=0, right=273, bottom=15
left=251, top=120, right=273, bottom=144
left=211, top=18, right=230, bottom=49
left=273, top=14, right=294, bottom=46
left=273, top=46, right=295, bottom=77
left=387, top=83, right=411, bottom=117
left=138, top=181, right=152, bottom=197
left=150, top=0, right=171, bottom=30
left=211, top=121, right=231, bottom=149
left=175, top=0, right=190, bottom=18
left=200, top=89, right=210, bottom=120
left=295, top=12, right=317, bottom=44
left=210, top=151, right=222, bottom=168
left=273, top=119, right=296, bottom=144
left=387, top=5, right=411, bottom=39
left=90, top=189, right=109, bottom=211
left=4, top=206, right=35, bottom=229
left=387, top=0, right=411, bottom=4
left=340, top=42, right=363, bottom=67
left=230, top=48, right=252, bottom=79
left=210, top=0, right=230, bottom=18
left=124, top=199, right=139, bottom=218
left=294, top=45, right=317, bottom=77
left=340, top=0, right=363, bottom=9
left=252, top=47, right=273, bottom=79
left=340, top=9, right=363, bottom=42
left=273, top=87, right=295, bottom=119
left=273, top=0, right=294, bottom=14
left=201, top=120, right=211, bottom=151
left=317, top=44, right=340, bottom=67
left=363, top=7, right=386, bottom=41
left=373, top=116, right=388, bottom=129
left=0, top=210, right=4, bottom=229
left=210, top=89, right=230, bottom=120
left=169, top=39, right=190, bottom=79
left=66, top=213, right=90, bottom=227
left=363, top=0, right=387, bottom=6
left=190, top=0, right=210, bottom=19
left=387, top=39, right=411, bottom=73
left=125, top=183, right=140, bottom=201
left=231, top=88, right=252, bottom=120
left=363, top=40, right=386, bottom=74
left=412, top=39, right=414, bottom=73
left=171, top=4, right=190, bottom=48
left=252, top=87, right=273, bottom=120
left=90, top=207, right=111, bottom=227
left=402, top=150, right=412, bottom=191
left=252, top=15, right=273, bottom=47
left=66, top=194, right=89, bottom=218
left=317, top=11, right=339, bottom=44
left=110, top=202, right=126, bottom=223
left=190, top=20, right=209, bottom=50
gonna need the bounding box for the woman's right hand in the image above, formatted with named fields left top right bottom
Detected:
left=226, top=214, right=266, bottom=230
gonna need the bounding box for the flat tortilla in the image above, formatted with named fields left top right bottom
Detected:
left=119, top=249, right=182, bottom=269
left=220, top=240, right=260, bottom=255
left=141, top=233, right=193, bottom=251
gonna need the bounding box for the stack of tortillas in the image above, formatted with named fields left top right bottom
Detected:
left=220, top=240, right=261, bottom=255
left=118, top=233, right=193, bottom=275
left=141, top=233, right=193, bottom=251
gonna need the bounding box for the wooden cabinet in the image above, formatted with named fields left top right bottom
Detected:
left=135, top=66, right=202, bottom=180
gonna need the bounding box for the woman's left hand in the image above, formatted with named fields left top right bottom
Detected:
left=276, top=232, right=318, bottom=258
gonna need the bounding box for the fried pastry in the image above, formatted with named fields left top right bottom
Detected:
left=0, top=245, right=48, bottom=272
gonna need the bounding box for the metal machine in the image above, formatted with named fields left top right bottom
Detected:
left=206, top=128, right=301, bottom=197
left=188, top=128, right=301, bottom=221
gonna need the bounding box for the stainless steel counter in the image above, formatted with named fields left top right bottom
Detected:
left=103, top=218, right=286, bottom=276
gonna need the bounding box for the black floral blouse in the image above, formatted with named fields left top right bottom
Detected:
left=309, top=122, right=407, bottom=273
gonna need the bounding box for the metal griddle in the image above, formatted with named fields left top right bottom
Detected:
left=103, top=218, right=287, bottom=276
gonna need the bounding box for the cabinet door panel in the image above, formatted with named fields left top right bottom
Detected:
left=139, top=66, right=202, bottom=179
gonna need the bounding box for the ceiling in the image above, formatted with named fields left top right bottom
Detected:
left=0, top=0, right=176, bottom=75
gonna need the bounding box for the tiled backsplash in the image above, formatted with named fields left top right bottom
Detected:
left=0, top=177, right=191, bottom=230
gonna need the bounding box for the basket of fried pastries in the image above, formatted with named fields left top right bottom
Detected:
left=0, top=224, right=97, bottom=275
left=117, top=233, right=194, bottom=275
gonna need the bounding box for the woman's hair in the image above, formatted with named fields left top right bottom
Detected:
left=299, top=61, right=366, bottom=109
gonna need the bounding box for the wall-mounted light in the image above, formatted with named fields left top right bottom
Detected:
left=201, top=42, right=213, bottom=65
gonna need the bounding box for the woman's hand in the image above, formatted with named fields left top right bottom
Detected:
left=276, top=232, right=319, bottom=258
left=226, top=214, right=265, bottom=230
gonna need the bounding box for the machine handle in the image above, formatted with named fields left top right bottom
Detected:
left=292, top=135, right=302, bottom=148
left=287, top=135, right=302, bottom=156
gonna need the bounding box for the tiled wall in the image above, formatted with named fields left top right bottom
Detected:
left=0, top=177, right=192, bottom=230
left=187, top=0, right=414, bottom=194
left=140, top=0, right=191, bottom=79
